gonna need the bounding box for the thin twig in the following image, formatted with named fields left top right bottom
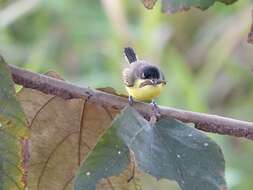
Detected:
left=9, top=64, right=253, bottom=140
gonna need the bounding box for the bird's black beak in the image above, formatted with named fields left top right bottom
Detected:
left=151, top=79, right=167, bottom=85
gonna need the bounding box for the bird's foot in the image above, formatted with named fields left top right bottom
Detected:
left=128, top=96, right=134, bottom=106
left=149, top=100, right=161, bottom=124
left=151, top=100, right=160, bottom=115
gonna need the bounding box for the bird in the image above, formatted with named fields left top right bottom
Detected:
left=122, top=47, right=166, bottom=110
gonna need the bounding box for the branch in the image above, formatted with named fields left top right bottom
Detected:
left=10, top=64, right=253, bottom=140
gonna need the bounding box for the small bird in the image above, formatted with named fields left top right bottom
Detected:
left=122, top=47, right=166, bottom=109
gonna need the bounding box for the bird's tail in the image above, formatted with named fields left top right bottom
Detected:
left=124, top=47, right=137, bottom=64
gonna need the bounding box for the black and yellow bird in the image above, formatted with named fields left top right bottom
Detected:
left=122, top=47, right=166, bottom=108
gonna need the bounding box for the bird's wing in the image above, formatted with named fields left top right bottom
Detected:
left=122, top=67, right=135, bottom=87
left=122, top=62, right=149, bottom=87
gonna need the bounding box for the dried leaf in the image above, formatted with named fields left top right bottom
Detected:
left=96, top=87, right=118, bottom=95
left=141, top=0, right=158, bottom=9
left=161, top=0, right=238, bottom=13
left=44, top=71, right=65, bottom=80
left=17, top=88, right=118, bottom=190
left=96, top=87, right=128, bottom=98
left=248, top=10, right=253, bottom=44
left=96, top=165, right=142, bottom=190
left=139, top=0, right=238, bottom=13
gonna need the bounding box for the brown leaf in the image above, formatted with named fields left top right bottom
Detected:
left=17, top=88, right=119, bottom=190
left=96, top=87, right=118, bottom=95
left=44, top=71, right=65, bottom=81
left=97, top=163, right=179, bottom=190
left=248, top=10, right=253, bottom=44
left=141, top=0, right=158, bottom=9
left=97, top=87, right=128, bottom=98
left=18, top=87, right=175, bottom=190
left=97, top=162, right=142, bottom=190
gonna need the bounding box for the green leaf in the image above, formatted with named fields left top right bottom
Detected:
left=162, top=0, right=238, bottom=13
left=0, top=56, right=29, bottom=189
left=0, top=56, right=28, bottom=137
left=140, top=0, right=238, bottom=13
left=74, top=118, right=130, bottom=190
left=75, top=106, right=226, bottom=190
left=117, top=107, right=226, bottom=190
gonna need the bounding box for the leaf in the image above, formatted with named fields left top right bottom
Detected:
left=140, top=0, right=238, bottom=13
left=44, top=71, right=65, bottom=80
left=161, top=0, right=238, bottom=13
left=96, top=165, right=179, bottom=190
left=74, top=117, right=130, bottom=190
left=141, top=0, right=158, bottom=9
left=75, top=106, right=226, bottom=190
left=96, top=87, right=128, bottom=98
left=248, top=10, right=253, bottom=44
left=74, top=105, right=146, bottom=190
left=0, top=56, right=29, bottom=189
left=17, top=87, right=118, bottom=190
left=117, top=107, right=227, bottom=190
left=0, top=56, right=28, bottom=137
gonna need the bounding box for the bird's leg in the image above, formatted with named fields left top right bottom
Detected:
left=128, top=95, right=134, bottom=106
left=149, top=100, right=161, bottom=124
left=151, top=100, right=158, bottom=110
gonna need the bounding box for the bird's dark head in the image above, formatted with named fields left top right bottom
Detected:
left=140, top=66, right=160, bottom=80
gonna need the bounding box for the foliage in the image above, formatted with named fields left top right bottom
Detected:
left=75, top=106, right=226, bottom=190
left=0, top=0, right=253, bottom=190
left=141, top=0, right=238, bottom=13
left=248, top=11, right=253, bottom=44
left=74, top=109, right=130, bottom=190
left=0, top=57, right=28, bottom=189
left=17, top=76, right=118, bottom=189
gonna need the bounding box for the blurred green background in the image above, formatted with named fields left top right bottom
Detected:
left=0, top=0, right=253, bottom=189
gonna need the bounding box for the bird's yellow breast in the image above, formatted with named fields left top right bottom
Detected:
left=125, top=79, right=165, bottom=101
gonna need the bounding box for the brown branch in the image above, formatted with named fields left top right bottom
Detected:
left=10, top=64, right=253, bottom=140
